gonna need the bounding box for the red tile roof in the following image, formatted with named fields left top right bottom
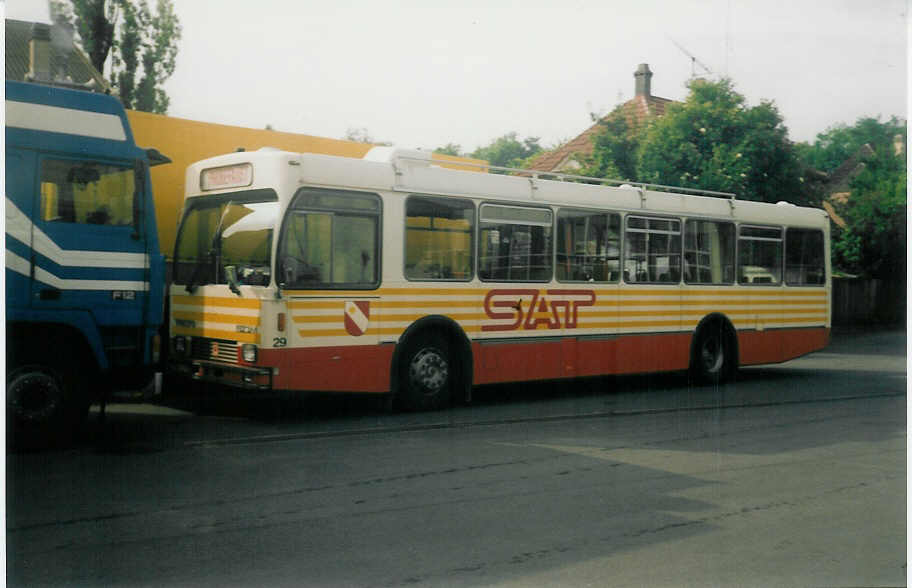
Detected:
left=528, top=93, right=676, bottom=172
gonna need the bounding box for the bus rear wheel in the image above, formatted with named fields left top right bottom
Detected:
left=398, top=332, right=452, bottom=411
left=690, top=322, right=735, bottom=385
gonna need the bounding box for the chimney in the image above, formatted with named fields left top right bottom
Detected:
left=634, top=63, right=652, bottom=97
left=27, top=23, right=52, bottom=82
left=50, top=21, right=76, bottom=83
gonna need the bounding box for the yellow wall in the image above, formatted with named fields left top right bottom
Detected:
left=126, top=110, right=486, bottom=258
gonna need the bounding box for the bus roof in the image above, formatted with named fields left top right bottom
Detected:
left=185, top=147, right=830, bottom=229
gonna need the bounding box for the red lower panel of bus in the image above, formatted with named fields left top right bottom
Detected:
left=260, top=327, right=829, bottom=393
left=262, top=344, right=395, bottom=393
left=737, top=327, right=830, bottom=366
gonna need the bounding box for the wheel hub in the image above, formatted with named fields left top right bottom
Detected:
left=409, top=348, right=448, bottom=394
left=8, top=371, right=62, bottom=423
left=701, top=337, right=724, bottom=374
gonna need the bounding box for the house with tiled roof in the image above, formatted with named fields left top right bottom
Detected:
left=5, top=18, right=110, bottom=91
left=528, top=63, right=676, bottom=173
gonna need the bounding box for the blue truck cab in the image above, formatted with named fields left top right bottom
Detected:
left=5, top=80, right=166, bottom=447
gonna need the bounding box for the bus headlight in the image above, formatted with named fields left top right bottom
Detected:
left=242, top=343, right=258, bottom=363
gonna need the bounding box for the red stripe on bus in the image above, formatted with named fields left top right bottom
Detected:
left=257, top=326, right=829, bottom=394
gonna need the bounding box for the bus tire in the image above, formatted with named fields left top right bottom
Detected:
left=6, top=357, right=87, bottom=449
left=690, top=319, right=736, bottom=386
left=398, top=331, right=452, bottom=411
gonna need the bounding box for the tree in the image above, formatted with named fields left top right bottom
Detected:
left=470, top=132, right=543, bottom=169
left=51, top=0, right=181, bottom=114
left=582, top=107, right=642, bottom=181
left=809, top=117, right=908, bottom=281
left=635, top=79, right=807, bottom=204
left=434, top=143, right=463, bottom=157
left=795, top=116, right=906, bottom=174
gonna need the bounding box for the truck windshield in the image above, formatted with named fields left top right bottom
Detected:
left=174, top=196, right=278, bottom=288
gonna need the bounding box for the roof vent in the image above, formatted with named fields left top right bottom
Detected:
left=363, top=146, right=432, bottom=166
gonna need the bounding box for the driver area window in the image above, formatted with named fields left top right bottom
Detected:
left=279, top=188, right=381, bottom=289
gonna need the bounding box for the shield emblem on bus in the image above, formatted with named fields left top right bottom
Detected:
left=344, top=301, right=370, bottom=336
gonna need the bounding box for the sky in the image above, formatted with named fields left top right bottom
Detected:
left=6, top=0, right=909, bottom=153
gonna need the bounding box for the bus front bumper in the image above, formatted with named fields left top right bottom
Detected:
left=170, top=360, right=273, bottom=391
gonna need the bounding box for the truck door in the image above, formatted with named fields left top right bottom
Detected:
left=30, top=155, right=149, bottom=327
left=5, top=148, right=36, bottom=310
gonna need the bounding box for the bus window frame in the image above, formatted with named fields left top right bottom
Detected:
left=403, top=194, right=476, bottom=283
left=555, top=207, right=622, bottom=284
left=477, top=201, right=554, bottom=283
left=276, top=186, right=383, bottom=291
left=784, top=227, right=827, bottom=287
left=736, top=224, right=784, bottom=287
left=682, top=217, right=736, bottom=286
left=623, top=214, right=683, bottom=285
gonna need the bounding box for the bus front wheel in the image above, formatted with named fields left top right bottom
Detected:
left=398, top=332, right=452, bottom=411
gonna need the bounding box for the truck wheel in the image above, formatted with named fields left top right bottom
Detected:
left=7, top=360, right=85, bottom=449
left=398, top=332, right=452, bottom=411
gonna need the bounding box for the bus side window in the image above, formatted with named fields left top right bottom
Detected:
left=478, top=205, right=552, bottom=282
left=738, top=225, right=783, bottom=285
left=556, top=209, right=620, bottom=283
left=624, top=216, right=681, bottom=284
left=785, top=229, right=825, bottom=286
left=684, top=219, right=735, bottom=285
left=279, top=188, right=380, bottom=289
left=404, top=195, right=474, bottom=281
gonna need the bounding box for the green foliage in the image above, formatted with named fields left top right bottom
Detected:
left=823, top=119, right=907, bottom=279
left=635, top=79, right=807, bottom=203
left=52, top=0, right=181, bottom=114
left=583, top=107, right=641, bottom=180
left=797, top=116, right=907, bottom=174
left=434, top=143, right=463, bottom=157
left=469, top=132, right=543, bottom=169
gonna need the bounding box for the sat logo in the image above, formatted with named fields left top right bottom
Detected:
left=483, top=289, right=596, bottom=332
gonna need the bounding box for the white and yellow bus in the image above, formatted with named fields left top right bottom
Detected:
left=167, top=147, right=830, bottom=410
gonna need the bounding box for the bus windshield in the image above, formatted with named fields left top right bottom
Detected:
left=174, top=197, right=278, bottom=289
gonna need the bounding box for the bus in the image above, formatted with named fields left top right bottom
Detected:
left=167, top=146, right=830, bottom=410
left=6, top=80, right=167, bottom=446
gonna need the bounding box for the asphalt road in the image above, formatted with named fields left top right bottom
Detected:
left=6, top=328, right=906, bottom=587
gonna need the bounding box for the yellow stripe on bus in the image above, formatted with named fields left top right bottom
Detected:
left=282, top=287, right=825, bottom=300
left=289, top=307, right=827, bottom=325
left=295, top=316, right=828, bottom=340
left=171, top=326, right=259, bottom=343
left=172, top=311, right=260, bottom=326
left=172, top=295, right=261, bottom=309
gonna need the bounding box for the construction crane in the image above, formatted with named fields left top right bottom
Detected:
left=668, top=37, right=714, bottom=78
